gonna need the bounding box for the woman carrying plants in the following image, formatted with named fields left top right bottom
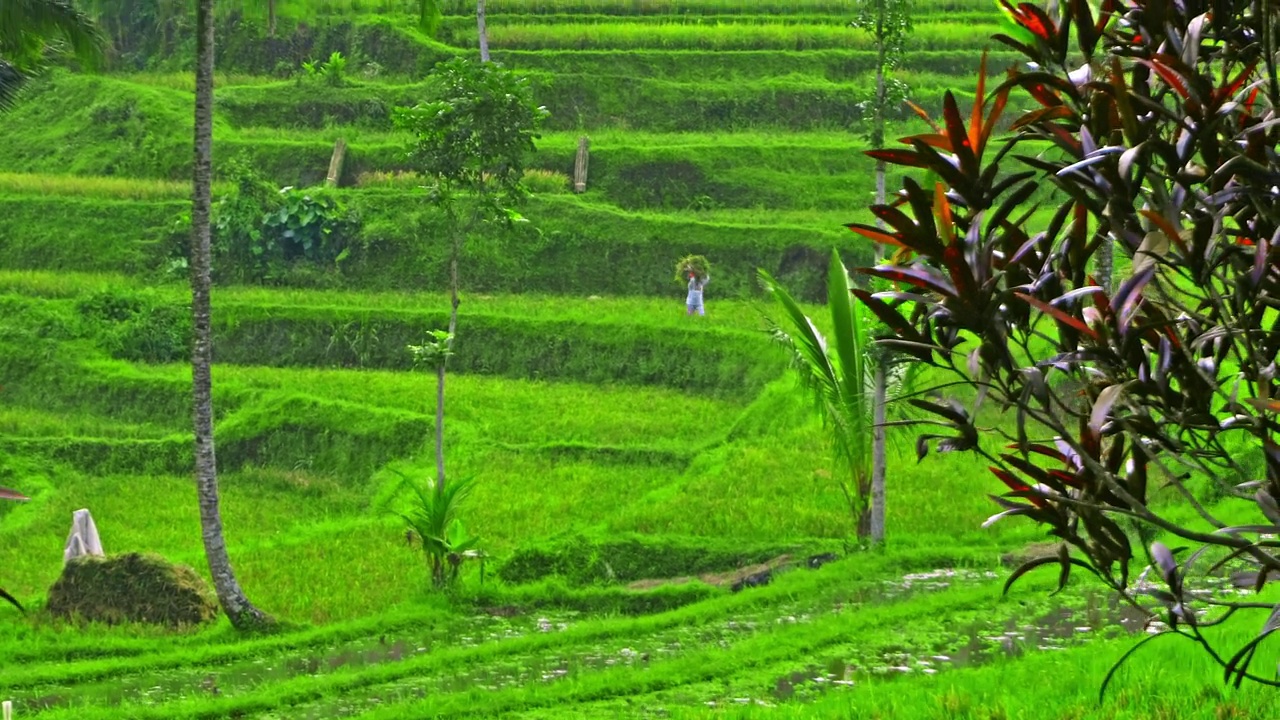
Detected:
left=676, top=255, right=711, bottom=317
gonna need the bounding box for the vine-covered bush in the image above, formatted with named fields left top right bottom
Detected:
left=211, top=159, right=359, bottom=283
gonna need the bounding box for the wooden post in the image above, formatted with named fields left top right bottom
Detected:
left=326, top=138, right=347, bottom=188
left=573, top=136, right=590, bottom=193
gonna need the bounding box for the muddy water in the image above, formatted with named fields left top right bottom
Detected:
left=11, top=611, right=574, bottom=714
left=10, top=567, right=1137, bottom=718
left=771, top=592, right=1150, bottom=701
left=245, top=568, right=1010, bottom=719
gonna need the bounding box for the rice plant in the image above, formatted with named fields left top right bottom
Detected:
left=0, top=172, right=199, bottom=200
left=473, top=21, right=1002, bottom=51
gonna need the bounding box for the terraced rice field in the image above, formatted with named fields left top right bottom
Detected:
left=0, top=0, right=1269, bottom=717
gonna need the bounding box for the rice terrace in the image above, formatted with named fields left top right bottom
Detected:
left=1, top=0, right=1279, bottom=717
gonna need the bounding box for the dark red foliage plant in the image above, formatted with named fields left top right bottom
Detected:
left=852, top=0, right=1280, bottom=693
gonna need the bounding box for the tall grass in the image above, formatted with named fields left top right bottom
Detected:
left=0, top=172, right=211, bottom=200
left=477, top=21, right=1004, bottom=51
left=444, top=11, right=999, bottom=28
left=355, top=167, right=570, bottom=193
left=123, top=72, right=282, bottom=91
left=440, top=0, right=999, bottom=15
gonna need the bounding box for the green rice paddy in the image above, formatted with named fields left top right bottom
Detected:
left=0, top=0, right=1265, bottom=717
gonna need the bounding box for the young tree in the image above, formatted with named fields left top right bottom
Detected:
left=851, top=0, right=912, bottom=216
left=760, top=250, right=913, bottom=543
left=192, top=0, right=270, bottom=630
left=851, top=0, right=912, bottom=544
left=393, top=58, right=546, bottom=500
left=852, top=0, right=1280, bottom=689
left=0, top=0, right=104, bottom=109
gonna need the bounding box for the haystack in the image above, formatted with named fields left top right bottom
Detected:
left=47, top=552, right=218, bottom=627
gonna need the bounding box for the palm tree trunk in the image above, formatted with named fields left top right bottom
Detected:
left=868, top=29, right=890, bottom=546
left=870, top=364, right=888, bottom=544
left=435, top=229, right=461, bottom=500
left=193, top=0, right=268, bottom=631
left=855, top=472, right=872, bottom=541
left=477, top=0, right=491, bottom=62
left=434, top=357, right=446, bottom=489
left=268, top=0, right=277, bottom=37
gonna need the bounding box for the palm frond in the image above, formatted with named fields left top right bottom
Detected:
left=0, top=0, right=106, bottom=71
left=0, top=59, right=25, bottom=111
left=758, top=268, right=842, bottom=415
left=759, top=258, right=876, bottom=480
left=0, top=484, right=28, bottom=502
left=825, top=249, right=873, bottom=464
left=0, top=587, right=24, bottom=613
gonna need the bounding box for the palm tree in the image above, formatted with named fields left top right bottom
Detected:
left=0, top=0, right=104, bottom=110
left=760, top=250, right=903, bottom=544
left=192, top=0, right=269, bottom=630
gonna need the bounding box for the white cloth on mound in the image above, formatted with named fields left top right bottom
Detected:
left=64, top=508, right=104, bottom=563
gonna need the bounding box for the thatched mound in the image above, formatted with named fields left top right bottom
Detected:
left=47, top=552, right=218, bottom=627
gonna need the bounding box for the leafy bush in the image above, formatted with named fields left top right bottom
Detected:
left=212, top=160, right=358, bottom=283
left=301, top=51, right=349, bottom=87
left=852, top=0, right=1280, bottom=688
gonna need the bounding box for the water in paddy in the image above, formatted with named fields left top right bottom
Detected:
left=12, top=567, right=1220, bottom=718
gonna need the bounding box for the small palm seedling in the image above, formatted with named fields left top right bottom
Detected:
left=386, top=471, right=479, bottom=588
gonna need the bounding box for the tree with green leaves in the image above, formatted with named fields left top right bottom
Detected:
left=0, top=0, right=104, bottom=109
left=850, top=0, right=912, bottom=544
left=760, top=250, right=914, bottom=543
left=393, top=58, right=546, bottom=502
left=851, top=0, right=912, bottom=215
left=192, top=0, right=270, bottom=630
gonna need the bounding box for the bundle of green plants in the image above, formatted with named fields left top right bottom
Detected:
left=674, top=254, right=710, bottom=283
